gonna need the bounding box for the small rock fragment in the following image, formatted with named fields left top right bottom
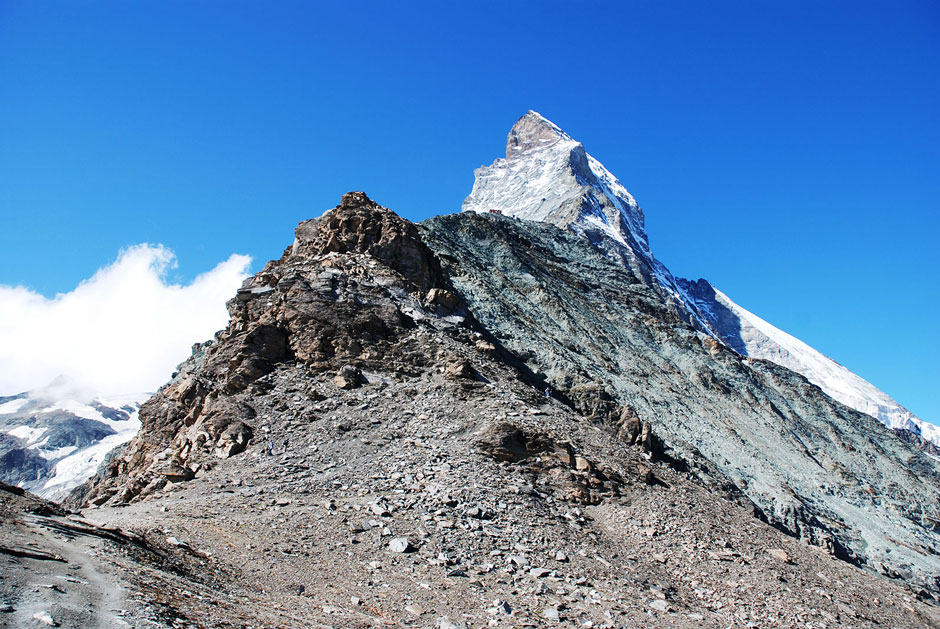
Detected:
left=649, top=599, right=670, bottom=612
left=389, top=537, right=413, bottom=553
left=32, top=611, right=58, bottom=626
left=404, top=604, right=424, bottom=616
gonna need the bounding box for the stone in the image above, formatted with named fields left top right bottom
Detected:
left=404, top=604, right=424, bottom=616
left=389, top=537, right=413, bottom=553
left=371, top=502, right=391, bottom=516
left=437, top=617, right=468, bottom=629
left=425, top=288, right=458, bottom=312
left=767, top=548, right=791, bottom=563
left=444, top=360, right=476, bottom=380
left=530, top=567, right=551, bottom=578
left=334, top=365, right=362, bottom=390
left=508, top=554, right=529, bottom=567
left=541, top=606, right=560, bottom=621
left=32, top=612, right=57, bottom=626
left=649, top=599, right=670, bottom=612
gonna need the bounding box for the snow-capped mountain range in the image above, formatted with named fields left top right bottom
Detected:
left=464, top=110, right=937, bottom=448
left=0, top=376, right=148, bottom=499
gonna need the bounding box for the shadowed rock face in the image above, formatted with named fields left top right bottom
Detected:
left=77, top=194, right=940, bottom=601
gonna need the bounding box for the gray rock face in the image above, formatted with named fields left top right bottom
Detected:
left=465, top=112, right=939, bottom=453
left=422, top=211, right=940, bottom=593
left=676, top=277, right=939, bottom=447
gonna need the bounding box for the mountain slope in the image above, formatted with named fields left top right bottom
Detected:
left=58, top=193, right=940, bottom=626
left=678, top=278, right=938, bottom=445
left=462, top=110, right=937, bottom=449
left=423, top=210, right=940, bottom=594
left=0, top=378, right=147, bottom=500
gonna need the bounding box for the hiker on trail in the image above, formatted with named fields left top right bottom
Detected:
left=544, top=386, right=551, bottom=399
left=283, top=438, right=289, bottom=453
left=267, top=440, right=274, bottom=456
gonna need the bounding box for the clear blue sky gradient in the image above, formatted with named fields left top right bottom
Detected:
left=1, top=1, right=938, bottom=421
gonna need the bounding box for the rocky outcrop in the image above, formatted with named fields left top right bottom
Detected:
left=80, top=192, right=459, bottom=507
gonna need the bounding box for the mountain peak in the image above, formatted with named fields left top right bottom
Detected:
left=464, top=111, right=653, bottom=282
left=506, top=111, right=574, bottom=157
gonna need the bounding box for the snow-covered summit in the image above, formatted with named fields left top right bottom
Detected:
left=463, top=111, right=726, bottom=330
left=463, top=111, right=651, bottom=262
left=464, top=111, right=938, bottom=450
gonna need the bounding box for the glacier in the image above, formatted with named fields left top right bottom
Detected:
left=0, top=379, right=148, bottom=500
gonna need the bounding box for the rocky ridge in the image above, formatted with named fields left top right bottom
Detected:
left=462, top=110, right=938, bottom=451
left=40, top=191, right=939, bottom=627
left=423, top=210, right=940, bottom=594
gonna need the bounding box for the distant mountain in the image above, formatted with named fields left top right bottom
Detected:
left=463, top=110, right=937, bottom=450
left=0, top=376, right=147, bottom=499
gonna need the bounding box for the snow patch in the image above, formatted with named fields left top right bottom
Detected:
left=0, top=398, right=28, bottom=414
left=39, top=429, right=136, bottom=500
left=6, top=425, right=45, bottom=444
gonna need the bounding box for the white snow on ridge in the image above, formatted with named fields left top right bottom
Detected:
left=0, top=398, right=28, bottom=414
left=6, top=424, right=45, bottom=444
left=712, top=289, right=938, bottom=444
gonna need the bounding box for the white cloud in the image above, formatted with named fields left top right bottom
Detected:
left=0, top=244, right=251, bottom=396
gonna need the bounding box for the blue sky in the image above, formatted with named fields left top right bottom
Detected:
left=1, top=1, right=937, bottom=420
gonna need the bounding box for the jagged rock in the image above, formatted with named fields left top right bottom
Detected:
left=292, top=191, right=443, bottom=292
left=444, top=360, right=475, bottom=380
left=425, top=288, right=458, bottom=313
left=476, top=424, right=559, bottom=463
left=388, top=538, right=413, bottom=553
left=333, top=365, right=362, bottom=390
